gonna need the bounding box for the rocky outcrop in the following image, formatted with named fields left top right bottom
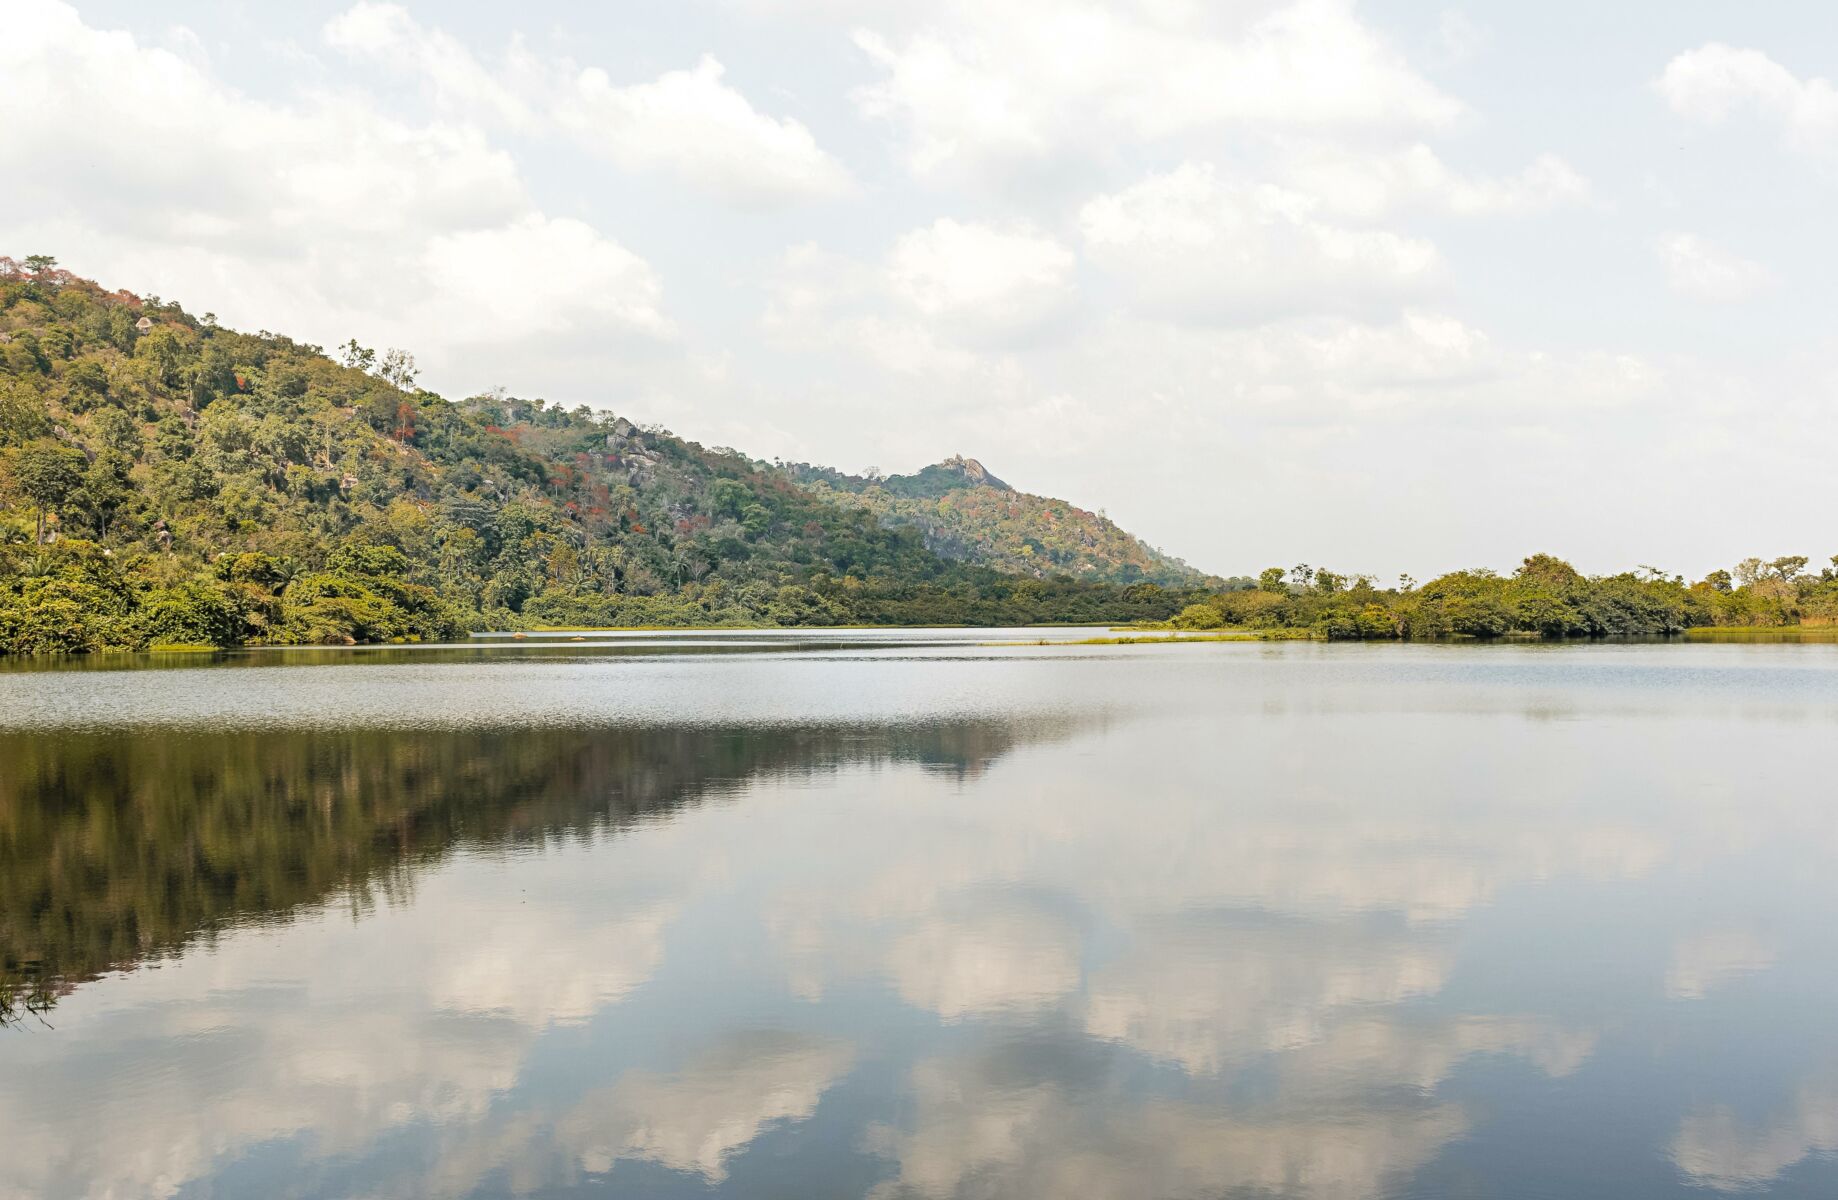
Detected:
left=936, top=454, right=1011, bottom=491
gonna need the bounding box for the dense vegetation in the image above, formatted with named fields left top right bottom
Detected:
left=1157, top=554, right=1838, bottom=640
left=786, top=456, right=1209, bottom=587
left=3, top=257, right=1832, bottom=655
left=0, top=258, right=1204, bottom=655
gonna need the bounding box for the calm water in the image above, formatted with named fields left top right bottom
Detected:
left=4, top=633, right=1838, bottom=1199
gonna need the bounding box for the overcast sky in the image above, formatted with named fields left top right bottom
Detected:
left=4, top=1, right=1836, bottom=579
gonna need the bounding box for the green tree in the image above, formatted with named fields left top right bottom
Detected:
left=339, top=339, right=376, bottom=372
left=1517, top=553, right=1582, bottom=589
left=1171, top=602, right=1225, bottom=630
left=133, top=328, right=185, bottom=386
left=1769, top=556, right=1809, bottom=582
left=12, top=442, right=86, bottom=543
left=377, top=348, right=418, bottom=390
left=0, top=379, right=48, bottom=444
left=77, top=450, right=135, bottom=539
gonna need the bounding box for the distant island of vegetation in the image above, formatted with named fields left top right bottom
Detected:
left=1, top=256, right=1833, bottom=657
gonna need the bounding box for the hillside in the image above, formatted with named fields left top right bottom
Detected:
left=0, top=259, right=1203, bottom=654
left=787, top=456, right=1211, bottom=588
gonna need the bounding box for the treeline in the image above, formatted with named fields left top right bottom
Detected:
left=1161, top=554, right=1838, bottom=639
left=0, top=258, right=1202, bottom=655
left=4, top=259, right=1833, bottom=656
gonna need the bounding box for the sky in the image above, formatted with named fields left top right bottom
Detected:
left=3, top=0, right=1836, bottom=580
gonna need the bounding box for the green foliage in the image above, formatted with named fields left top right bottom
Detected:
left=136, top=580, right=244, bottom=647
left=9, top=440, right=86, bottom=541
left=1171, top=602, right=1227, bottom=630
left=786, top=456, right=1214, bottom=587
left=1190, top=553, right=1769, bottom=641
left=2, top=264, right=1828, bottom=656
left=0, top=263, right=1214, bottom=655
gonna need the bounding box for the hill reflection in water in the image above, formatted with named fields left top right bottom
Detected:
left=3, top=641, right=1837, bottom=1199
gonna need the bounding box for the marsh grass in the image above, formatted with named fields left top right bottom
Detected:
left=993, top=630, right=1290, bottom=646
left=1684, top=626, right=1838, bottom=643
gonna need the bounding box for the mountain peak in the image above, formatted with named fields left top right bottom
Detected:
left=933, top=455, right=1010, bottom=492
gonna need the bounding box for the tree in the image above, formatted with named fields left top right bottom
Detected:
left=64, top=358, right=109, bottom=405
left=4, top=334, right=45, bottom=376
left=12, top=442, right=86, bottom=543
left=133, top=328, right=184, bottom=386
left=546, top=543, right=583, bottom=588
left=709, top=479, right=749, bottom=519
left=1172, top=602, right=1225, bottom=629
left=1769, top=556, right=1809, bottom=583
left=78, top=451, right=135, bottom=539
left=378, top=348, right=418, bottom=390
left=22, top=254, right=56, bottom=274
left=1258, top=567, right=1286, bottom=592
left=1518, top=553, right=1582, bottom=589
left=339, top=340, right=376, bottom=372
left=0, top=380, right=47, bottom=444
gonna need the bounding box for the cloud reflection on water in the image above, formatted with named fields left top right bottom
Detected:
left=3, top=645, right=1838, bottom=1198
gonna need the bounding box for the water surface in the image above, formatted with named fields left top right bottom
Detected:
left=4, top=635, right=1837, bottom=1198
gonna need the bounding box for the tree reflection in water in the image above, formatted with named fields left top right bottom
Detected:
left=0, top=717, right=1079, bottom=1025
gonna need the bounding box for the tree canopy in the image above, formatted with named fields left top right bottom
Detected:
left=3, top=259, right=1833, bottom=657
left=0, top=259, right=1206, bottom=654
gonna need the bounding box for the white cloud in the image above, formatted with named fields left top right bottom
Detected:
left=3, top=0, right=1830, bottom=576
left=871, top=1049, right=1471, bottom=1200
left=427, top=904, right=674, bottom=1026
left=1656, top=43, right=1838, bottom=152
left=1282, top=144, right=1590, bottom=219
left=764, top=222, right=1078, bottom=371
left=0, top=831, right=696, bottom=1200
left=887, top=219, right=1077, bottom=343
left=1078, top=162, right=1441, bottom=324
left=422, top=215, right=673, bottom=344
left=325, top=1, right=536, bottom=128
left=1084, top=922, right=1452, bottom=1074
left=3, top=3, right=526, bottom=250
left=563, top=56, right=855, bottom=205
left=762, top=242, right=984, bottom=376
left=0, top=0, right=673, bottom=401
left=1432, top=10, right=1487, bottom=66
left=1671, top=1088, right=1838, bottom=1191
left=1663, top=926, right=1776, bottom=1000
left=1654, top=233, right=1772, bottom=302
left=884, top=908, right=1083, bottom=1018
left=326, top=4, right=854, bottom=205
left=560, top=1032, right=855, bottom=1182
left=853, top=0, right=1464, bottom=183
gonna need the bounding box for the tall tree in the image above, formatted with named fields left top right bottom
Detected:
left=12, top=442, right=86, bottom=543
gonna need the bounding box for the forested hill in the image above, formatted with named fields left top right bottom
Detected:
left=0, top=259, right=1204, bottom=653
left=785, top=456, right=1210, bottom=588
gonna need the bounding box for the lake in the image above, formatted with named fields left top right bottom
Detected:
left=4, top=633, right=1838, bottom=1199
